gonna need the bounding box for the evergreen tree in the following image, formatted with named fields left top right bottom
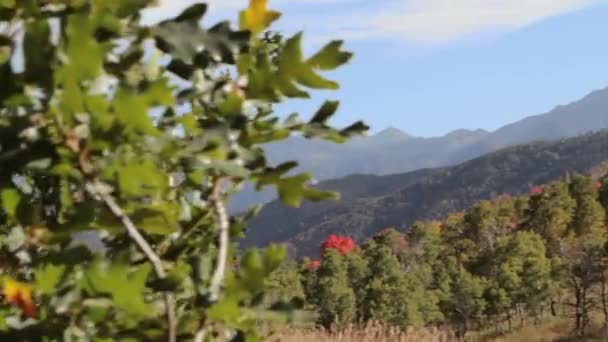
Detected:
left=523, top=181, right=575, bottom=257
left=407, top=221, right=442, bottom=265
left=568, top=174, right=606, bottom=238
left=562, top=239, right=606, bottom=336
left=491, top=231, right=553, bottom=327
left=441, top=259, right=487, bottom=338
left=314, top=249, right=357, bottom=328
left=463, top=200, right=517, bottom=275
left=463, top=201, right=501, bottom=251
left=597, top=174, right=608, bottom=220
left=442, top=212, right=478, bottom=266
left=361, top=241, right=425, bottom=327
left=266, top=259, right=305, bottom=304
left=344, top=250, right=369, bottom=321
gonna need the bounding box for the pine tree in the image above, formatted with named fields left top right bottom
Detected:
left=491, top=231, right=553, bottom=327
left=266, top=259, right=305, bottom=304
left=463, top=200, right=517, bottom=275
left=344, top=251, right=369, bottom=321
left=523, top=181, right=575, bottom=257
left=314, top=249, right=357, bottom=328
left=562, top=239, right=606, bottom=336
left=441, top=260, right=487, bottom=339
left=568, top=174, right=606, bottom=238
left=361, top=241, right=425, bottom=327
left=442, top=212, right=478, bottom=266
left=407, top=221, right=442, bottom=264
left=598, top=175, right=608, bottom=219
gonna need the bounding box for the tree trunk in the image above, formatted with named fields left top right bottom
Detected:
left=602, top=273, right=608, bottom=338
left=575, top=286, right=583, bottom=336
left=550, top=299, right=557, bottom=317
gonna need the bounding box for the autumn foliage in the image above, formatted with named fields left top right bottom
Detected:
left=530, top=185, right=544, bottom=195
left=2, top=278, right=36, bottom=318
left=321, top=235, right=357, bottom=256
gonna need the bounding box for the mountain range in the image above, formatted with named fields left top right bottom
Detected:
left=230, top=87, right=608, bottom=212
left=240, top=86, right=608, bottom=257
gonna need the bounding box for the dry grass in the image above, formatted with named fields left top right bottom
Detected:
left=270, top=321, right=456, bottom=342
left=270, top=318, right=608, bottom=341
left=474, top=319, right=573, bottom=342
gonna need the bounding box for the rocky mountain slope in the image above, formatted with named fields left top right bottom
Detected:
left=242, top=130, right=608, bottom=257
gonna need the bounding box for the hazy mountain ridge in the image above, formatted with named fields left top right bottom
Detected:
left=243, top=130, right=608, bottom=257
left=230, top=87, right=608, bottom=212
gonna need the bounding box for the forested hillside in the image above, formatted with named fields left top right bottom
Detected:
left=243, top=130, right=608, bottom=257
left=267, top=171, right=608, bottom=339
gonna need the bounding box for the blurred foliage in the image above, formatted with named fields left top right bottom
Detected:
left=0, top=0, right=366, bottom=340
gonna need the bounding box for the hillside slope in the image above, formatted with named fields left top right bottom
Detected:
left=242, top=130, right=608, bottom=257
left=231, top=87, right=608, bottom=211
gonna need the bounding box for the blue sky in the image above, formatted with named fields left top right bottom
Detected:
left=145, top=0, right=608, bottom=137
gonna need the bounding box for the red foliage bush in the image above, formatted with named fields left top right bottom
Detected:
left=530, top=186, right=543, bottom=195
left=321, top=235, right=356, bottom=256
left=305, top=260, right=321, bottom=270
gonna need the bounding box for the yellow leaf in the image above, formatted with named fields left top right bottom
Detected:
left=3, top=277, right=36, bottom=317
left=240, top=0, right=281, bottom=34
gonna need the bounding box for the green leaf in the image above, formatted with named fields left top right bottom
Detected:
left=26, top=158, right=52, bottom=170
left=263, top=244, right=287, bottom=272
left=307, top=40, right=353, bottom=70
left=202, top=159, right=251, bottom=179
left=83, top=261, right=155, bottom=319
left=93, top=0, right=149, bottom=18
left=280, top=33, right=339, bottom=89
left=112, top=160, right=167, bottom=197
left=340, top=121, right=369, bottom=137
left=173, top=2, right=207, bottom=22
left=131, top=204, right=179, bottom=235
left=63, top=13, right=106, bottom=81
left=154, top=6, right=250, bottom=77
left=255, top=162, right=299, bottom=189
left=310, top=101, right=339, bottom=124
left=247, top=54, right=281, bottom=100
left=207, top=299, right=241, bottom=323
left=1, top=188, right=21, bottom=219
left=275, top=173, right=338, bottom=207
left=218, top=93, right=244, bottom=116
left=35, top=264, right=66, bottom=295
left=0, top=0, right=15, bottom=8
left=113, top=87, right=160, bottom=136
left=251, top=32, right=342, bottom=101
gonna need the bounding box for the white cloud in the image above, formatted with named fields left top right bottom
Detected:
left=353, top=0, right=602, bottom=42
left=143, top=0, right=603, bottom=43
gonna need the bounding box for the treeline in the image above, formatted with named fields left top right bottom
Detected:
left=266, top=172, right=608, bottom=337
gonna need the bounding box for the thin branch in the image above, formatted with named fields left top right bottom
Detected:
left=209, top=177, right=231, bottom=302
left=85, top=180, right=177, bottom=342
left=193, top=327, right=207, bottom=342
left=194, top=178, right=230, bottom=340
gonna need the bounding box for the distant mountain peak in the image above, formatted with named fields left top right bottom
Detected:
left=374, top=127, right=414, bottom=140
left=444, top=128, right=489, bottom=139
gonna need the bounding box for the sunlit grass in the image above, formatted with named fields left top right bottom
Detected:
left=271, top=317, right=608, bottom=341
